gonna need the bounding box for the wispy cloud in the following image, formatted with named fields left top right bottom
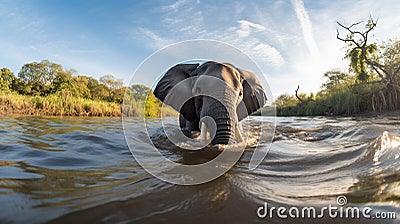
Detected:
left=205, top=23, right=285, bottom=68
left=136, top=27, right=173, bottom=49
left=133, top=1, right=285, bottom=69
left=165, top=0, right=188, bottom=11
left=250, top=43, right=285, bottom=67
left=236, top=20, right=266, bottom=37
left=5, top=0, right=397, bottom=98
left=291, top=0, right=319, bottom=57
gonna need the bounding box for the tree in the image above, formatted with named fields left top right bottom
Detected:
left=379, top=39, right=400, bottom=77
left=100, top=74, right=123, bottom=91
left=18, top=60, right=65, bottom=96
left=113, top=86, right=127, bottom=104
left=99, top=74, right=123, bottom=102
left=31, top=66, right=92, bottom=99
left=0, top=67, right=15, bottom=91
left=51, top=69, right=73, bottom=93
left=122, top=87, right=141, bottom=117
left=321, top=70, right=352, bottom=92
left=274, top=94, right=298, bottom=108
left=145, top=90, right=162, bottom=118
left=92, top=84, right=109, bottom=101
left=73, top=76, right=91, bottom=98
left=131, top=84, right=151, bottom=101
left=11, top=78, right=29, bottom=94
left=337, top=17, right=379, bottom=82
left=346, top=45, right=378, bottom=81
left=337, top=17, right=400, bottom=112
left=84, top=76, right=102, bottom=100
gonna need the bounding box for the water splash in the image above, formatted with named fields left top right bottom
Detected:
left=372, top=131, right=400, bottom=165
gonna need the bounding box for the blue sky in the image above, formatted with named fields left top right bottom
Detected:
left=0, top=0, right=399, bottom=97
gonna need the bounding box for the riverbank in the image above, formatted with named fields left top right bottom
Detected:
left=347, top=110, right=400, bottom=118
left=0, top=91, right=179, bottom=117
left=0, top=92, right=121, bottom=117
left=250, top=106, right=400, bottom=118
left=274, top=108, right=400, bottom=118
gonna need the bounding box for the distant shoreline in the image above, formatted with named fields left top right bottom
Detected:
left=1, top=93, right=398, bottom=118
left=0, top=109, right=122, bottom=117
left=273, top=110, right=400, bottom=118
left=250, top=106, right=400, bottom=118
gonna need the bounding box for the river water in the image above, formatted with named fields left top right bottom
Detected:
left=0, top=116, right=399, bottom=223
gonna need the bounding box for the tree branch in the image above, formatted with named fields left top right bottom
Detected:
left=371, top=65, right=385, bottom=79
left=337, top=21, right=362, bottom=33
left=336, top=25, right=361, bottom=48
left=337, top=17, right=389, bottom=80
left=336, top=28, right=361, bottom=48
left=393, top=64, right=400, bottom=76
left=295, top=85, right=303, bottom=102
left=364, top=16, right=378, bottom=35
left=364, top=59, right=389, bottom=77
left=336, top=21, right=366, bottom=46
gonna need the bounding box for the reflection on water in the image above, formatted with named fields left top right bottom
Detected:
left=0, top=116, right=399, bottom=223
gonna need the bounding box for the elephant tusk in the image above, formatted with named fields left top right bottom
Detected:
left=200, top=121, right=209, bottom=141
left=235, top=123, right=244, bottom=143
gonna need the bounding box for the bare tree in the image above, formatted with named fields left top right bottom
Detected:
left=337, top=17, right=400, bottom=112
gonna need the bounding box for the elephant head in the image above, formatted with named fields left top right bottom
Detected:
left=154, top=61, right=266, bottom=145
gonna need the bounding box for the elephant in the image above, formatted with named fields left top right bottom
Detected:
left=154, top=61, right=266, bottom=145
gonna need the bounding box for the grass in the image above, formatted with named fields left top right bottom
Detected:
left=0, top=91, right=121, bottom=117
left=275, top=87, right=376, bottom=116
left=0, top=90, right=179, bottom=117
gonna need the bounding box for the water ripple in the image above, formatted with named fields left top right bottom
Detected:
left=0, top=116, right=399, bottom=223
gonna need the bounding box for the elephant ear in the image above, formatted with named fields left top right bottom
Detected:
left=154, top=63, right=199, bottom=121
left=236, top=68, right=267, bottom=121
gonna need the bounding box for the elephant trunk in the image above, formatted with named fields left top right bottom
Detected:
left=213, top=116, right=235, bottom=145
left=201, top=98, right=237, bottom=145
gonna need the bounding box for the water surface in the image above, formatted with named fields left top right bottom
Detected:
left=0, top=116, right=399, bottom=223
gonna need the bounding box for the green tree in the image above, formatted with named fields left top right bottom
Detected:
left=18, top=60, right=66, bottom=96
left=0, top=67, right=15, bottom=91
left=321, top=70, right=352, bottom=92
left=83, top=76, right=104, bottom=100
left=43, top=68, right=91, bottom=98
left=346, top=45, right=378, bottom=81
left=378, top=39, right=400, bottom=76
left=131, top=84, right=151, bottom=101
left=122, top=87, right=141, bottom=117
left=73, top=76, right=91, bottom=98
left=100, top=74, right=123, bottom=90
left=274, top=94, right=298, bottom=108
left=11, top=78, right=28, bottom=94
left=99, top=74, right=123, bottom=102
left=92, top=84, right=109, bottom=101
left=52, top=69, right=74, bottom=94
left=337, top=18, right=379, bottom=82
left=113, top=87, right=127, bottom=104
left=145, top=90, right=162, bottom=118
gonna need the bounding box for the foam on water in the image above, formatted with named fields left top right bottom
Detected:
left=372, top=131, right=400, bottom=165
